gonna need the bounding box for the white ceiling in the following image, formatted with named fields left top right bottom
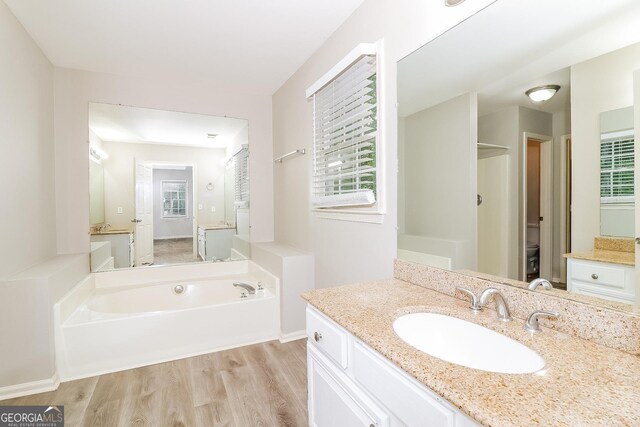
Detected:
left=4, top=0, right=365, bottom=93
left=478, top=67, right=571, bottom=117
left=398, top=0, right=640, bottom=117
left=89, top=103, right=248, bottom=149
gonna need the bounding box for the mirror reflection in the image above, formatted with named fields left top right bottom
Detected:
left=398, top=4, right=639, bottom=306
left=88, top=103, right=250, bottom=271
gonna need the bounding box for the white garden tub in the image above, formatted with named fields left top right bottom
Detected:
left=54, top=261, right=279, bottom=380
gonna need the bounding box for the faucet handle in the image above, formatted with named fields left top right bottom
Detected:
left=525, top=310, right=559, bottom=333
left=455, top=287, right=482, bottom=311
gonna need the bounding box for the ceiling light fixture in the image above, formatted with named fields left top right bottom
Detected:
left=525, top=85, right=561, bottom=103
left=445, top=0, right=466, bottom=6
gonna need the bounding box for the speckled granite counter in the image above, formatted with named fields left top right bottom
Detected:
left=563, top=249, right=635, bottom=266
left=564, top=236, right=635, bottom=266
left=303, top=279, right=640, bottom=427
left=198, top=224, right=236, bottom=230
left=90, top=230, right=132, bottom=235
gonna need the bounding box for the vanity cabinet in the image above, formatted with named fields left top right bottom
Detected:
left=567, top=258, right=635, bottom=303
left=90, top=232, right=134, bottom=269
left=306, top=306, right=480, bottom=427
left=197, top=226, right=235, bottom=261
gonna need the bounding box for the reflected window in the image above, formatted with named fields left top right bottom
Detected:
left=162, top=180, right=187, bottom=217
left=600, top=131, right=634, bottom=203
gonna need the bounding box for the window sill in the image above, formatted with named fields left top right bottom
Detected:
left=313, top=208, right=385, bottom=224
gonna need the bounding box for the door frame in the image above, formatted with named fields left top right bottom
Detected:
left=521, top=132, right=553, bottom=281
left=559, top=134, right=572, bottom=283
left=139, top=160, right=198, bottom=261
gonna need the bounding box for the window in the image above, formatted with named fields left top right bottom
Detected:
left=600, top=130, right=634, bottom=203
left=162, top=180, right=187, bottom=217
left=234, top=146, right=249, bottom=208
left=308, top=44, right=379, bottom=210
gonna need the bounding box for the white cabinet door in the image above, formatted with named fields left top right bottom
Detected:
left=197, top=228, right=206, bottom=260
left=308, top=344, right=388, bottom=427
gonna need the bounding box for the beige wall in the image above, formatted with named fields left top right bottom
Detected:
left=53, top=68, right=274, bottom=257
left=571, top=43, right=640, bottom=251
left=402, top=93, right=478, bottom=270
left=272, top=0, right=496, bottom=288
left=0, top=2, right=56, bottom=279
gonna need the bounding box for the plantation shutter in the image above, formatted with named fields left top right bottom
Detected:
left=234, top=146, right=249, bottom=208
left=310, top=47, right=378, bottom=208
left=600, top=130, right=634, bottom=203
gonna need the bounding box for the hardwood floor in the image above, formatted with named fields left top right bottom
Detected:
left=0, top=339, right=308, bottom=427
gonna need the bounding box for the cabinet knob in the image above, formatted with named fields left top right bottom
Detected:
left=591, top=273, right=598, bottom=280
left=314, top=332, right=322, bottom=342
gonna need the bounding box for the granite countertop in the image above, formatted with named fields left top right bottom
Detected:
left=563, top=249, right=635, bottom=266
left=303, top=279, right=640, bottom=427
left=198, top=224, right=236, bottom=230
left=90, top=229, right=133, bottom=235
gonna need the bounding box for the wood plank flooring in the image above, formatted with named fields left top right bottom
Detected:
left=0, top=339, right=308, bottom=427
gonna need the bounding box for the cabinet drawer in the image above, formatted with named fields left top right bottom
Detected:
left=570, top=260, right=625, bottom=288
left=353, top=341, right=456, bottom=427
left=570, top=280, right=635, bottom=303
left=306, top=307, right=348, bottom=369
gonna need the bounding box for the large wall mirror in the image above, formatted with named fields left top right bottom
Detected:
left=88, top=103, right=250, bottom=271
left=397, top=0, right=640, bottom=308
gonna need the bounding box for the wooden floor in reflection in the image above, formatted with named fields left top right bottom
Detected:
left=153, top=237, right=197, bottom=265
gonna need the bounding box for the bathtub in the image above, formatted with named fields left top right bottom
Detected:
left=54, top=261, right=279, bottom=380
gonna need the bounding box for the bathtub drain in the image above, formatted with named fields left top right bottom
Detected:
left=173, top=285, right=185, bottom=294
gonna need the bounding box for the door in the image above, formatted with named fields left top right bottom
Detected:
left=521, top=134, right=553, bottom=282
left=134, top=160, right=154, bottom=266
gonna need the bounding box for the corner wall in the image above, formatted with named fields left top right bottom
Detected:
left=0, top=1, right=56, bottom=279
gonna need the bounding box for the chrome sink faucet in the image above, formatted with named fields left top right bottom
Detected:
left=233, top=282, right=256, bottom=295
left=478, top=288, right=512, bottom=322
left=528, top=278, right=553, bottom=291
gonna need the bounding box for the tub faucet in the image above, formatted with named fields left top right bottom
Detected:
left=233, top=282, right=256, bottom=295
left=528, top=278, right=553, bottom=291
left=478, top=288, right=512, bottom=322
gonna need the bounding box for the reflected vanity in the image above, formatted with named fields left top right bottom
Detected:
left=88, top=103, right=251, bottom=272
left=397, top=3, right=640, bottom=307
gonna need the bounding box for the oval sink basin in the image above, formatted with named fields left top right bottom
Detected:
left=393, top=313, right=544, bottom=374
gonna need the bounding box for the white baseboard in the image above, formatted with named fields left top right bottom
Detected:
left=0, top=374, right=60, bottom=400
left=279, top=330, right=306, bottom=343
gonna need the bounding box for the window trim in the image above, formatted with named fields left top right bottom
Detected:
left=306, top=40, right=386, bottom=223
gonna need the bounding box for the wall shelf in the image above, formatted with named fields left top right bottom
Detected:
left=477, top=142, right=509, bottom=159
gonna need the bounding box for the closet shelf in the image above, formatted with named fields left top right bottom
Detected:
left=477, top=142, right=509, bottom=159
